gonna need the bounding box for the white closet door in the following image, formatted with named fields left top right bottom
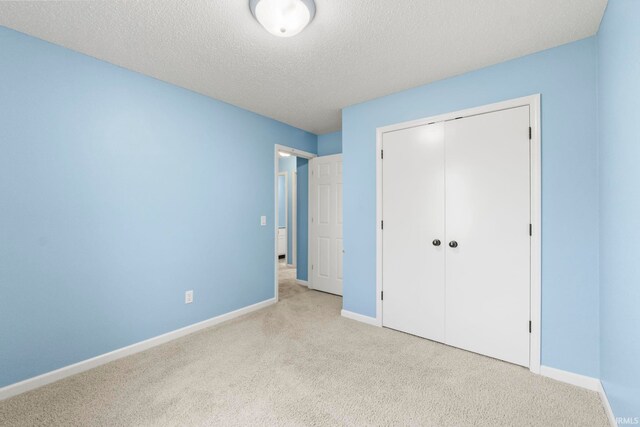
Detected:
left=309, top=154, right=343, bottom=295
left=382, top=123, right=446, bottom=341
left=444, top=106, right=531, bottom=367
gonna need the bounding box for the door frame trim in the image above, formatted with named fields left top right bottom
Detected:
left=274, top=145, right=316, bottom=303
left=291, top=171, right=297, bottom=267
left=375, top=94, right=542, bottom=374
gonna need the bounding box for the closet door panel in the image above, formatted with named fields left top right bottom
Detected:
left=444, top=106, right=531, bottom=367
left=382, top=123, right=445, bottom=341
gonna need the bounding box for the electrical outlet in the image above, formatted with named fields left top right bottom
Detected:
left=260, top=215, right=267, bottom=226
left=185, top=290, right=193, bottom=304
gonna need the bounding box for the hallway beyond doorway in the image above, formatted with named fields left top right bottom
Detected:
left=278, top=259, right=308, bottom=301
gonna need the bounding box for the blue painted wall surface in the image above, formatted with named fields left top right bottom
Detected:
left=296, top=158, right=309, bottom=281
left=0, top=26, right=316, bottom=387
left=342, top=38, right=600, bottom=377
left=598, top=0, right=640, bottom=419
left=278, top=156, right=296, bottom=260
left=317, top=131, right=342, bottom=156
left=277, top=175, right=286, bottom=228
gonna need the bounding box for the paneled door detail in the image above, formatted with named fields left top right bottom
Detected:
left=309, top=154, right=343, bottom=295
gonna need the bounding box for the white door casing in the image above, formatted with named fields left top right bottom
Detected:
left=309, top=154, right=343, bottom=295
left=273, top=145, right=317, bottom=304
left=292, top=171, right=297, bottom=267
left=382, top=122, right=446, bottom=341
left=444, top=106, right=531, bottom=367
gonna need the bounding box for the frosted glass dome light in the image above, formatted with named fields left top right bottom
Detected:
left=250, top=0, right=316, bottom=38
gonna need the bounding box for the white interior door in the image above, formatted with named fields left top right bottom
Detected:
left=309, top=154, right=343, bottom=295
left=444, top=106, right=531, bottom=367
left=382, top=123, right=446, bottom=341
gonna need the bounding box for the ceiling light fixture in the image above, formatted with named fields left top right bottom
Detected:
left=250, top=0, right=316, bottom=38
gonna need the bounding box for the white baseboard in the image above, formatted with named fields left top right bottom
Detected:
left=0, top=297, right=276, bottom=401
left=295, top=279, right=309, bottom=287
left=539, top=365, right=600, bottom=391
left=341, top=309, right=382, bottom=327
left=598, top=381, right=617, bottom=427
left=539, top=366, right=617, bottom=425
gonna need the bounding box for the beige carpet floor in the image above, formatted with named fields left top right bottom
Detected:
left=278, top=260, right=308, bottom=301
left=0, top=264, right=608, bottom=426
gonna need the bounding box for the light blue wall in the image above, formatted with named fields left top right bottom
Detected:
left=0, top=26, right=316, bottom=387
left=598, top=0, right=640, bottom=419
left=277, top=175, right=286, bottom=228
left=317, top=131, right=342, bottom=156
left=278, top=156, right=296, bottom=260
left=296, top=158, right=309, bottom=281
left=342, top=38, right=600, bottom=377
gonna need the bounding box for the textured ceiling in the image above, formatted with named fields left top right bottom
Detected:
left=0, top=1, right=607, bottom=134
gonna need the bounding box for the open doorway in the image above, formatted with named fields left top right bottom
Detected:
left=274, top=145, right=316, bottom=302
